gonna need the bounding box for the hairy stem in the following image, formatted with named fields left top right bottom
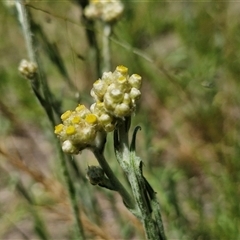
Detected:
left=15, top=0, right=35, bottom=63
left=15, top=1, right=85, bottom=238
left=102, top=23, right=112, bottom=73
left=114, top=123, right=166, bottom=240
left=92, top=147, right=135, bottom=210
left=58, top=147, right=85, bottom=240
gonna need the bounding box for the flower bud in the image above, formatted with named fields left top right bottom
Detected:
left=91, top=79, right=108, bottom=101
left=128, top=74, right=142, bottom=89
left=116, top=65, right=128, bottom=75
left=104, top=92, right=117, bottom=111
left=18, top=59, right=37, bottom=79
left=62, top=140, right=79, bottom=154
left=123, top=93, right=131, bottom=105
left=114, top=103, right=130, bottom=117
left=86, top=165, right=105, bottom=185
left=84, top=0, right=124, bottom=23
left=54, top=124, right=64, bottom=134
left=102, top=71, right=113, bottom=84
left=61, top=110, right=72, bottom=121
left=130, top=87, right=141, bottom=100
left=109, top=88, right=124, bottom=103
left=75, top=104, right=91, bottom=118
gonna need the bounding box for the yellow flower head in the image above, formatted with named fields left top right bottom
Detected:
left=54, top=65, right=142, bottom=153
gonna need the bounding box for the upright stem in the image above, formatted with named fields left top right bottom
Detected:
left=15, top=0, right=40, bottom=93
left=15, top=0, right=36, bottom=63
left=128, top=151, right=165, bottom=240
left=15, top=1, right=85, bottom=238
left=114, top=123, right=166, bottom=240
left=58, top=146, right=85, bottom=240
left=92, top=147, right=135, bottom=210
left=102, top=23, right=112, bottom=73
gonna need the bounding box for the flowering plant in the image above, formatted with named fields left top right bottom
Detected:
left=15, top=0, right=166, bottom=238
left=54, top=66, right=166, bottom=240
left=54, top=65, right=141, bottom=153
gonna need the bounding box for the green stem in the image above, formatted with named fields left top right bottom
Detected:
left=128, top=151, right=165, bottom=240
left=15, top=0, right=40, bottom=94
left=15, top=0, right=55, bottom=124
left=16, top=1, right=85, bottom=238
left=151, top=197, right=167, bottom=240
left=102, top=23, right=112, bottom=73
left=58, top=147, right=85, bottom=240
left=114, top=123, right=166, bottom=240
left=15, top=0, right=35, bottom=63
left=92, top=147, right=135, bottom=210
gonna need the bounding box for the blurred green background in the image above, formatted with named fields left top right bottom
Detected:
left=0, top=1, right=240, bottom=239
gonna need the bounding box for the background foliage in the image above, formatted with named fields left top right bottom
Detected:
left=0, top=1, right=240, bottom=239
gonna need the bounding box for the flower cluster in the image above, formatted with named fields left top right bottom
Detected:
left=54, top=66, right=142, bottom=154
left=84, top=0, right=124, bottom=23
left=90, top=65, right=142, bottom=131
left=18, top=59, right=37, bottom=79
left=54, top=105, right=99, bottom=154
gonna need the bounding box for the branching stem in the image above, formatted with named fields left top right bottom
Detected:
left=92, top=147, right=135, bottom=210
